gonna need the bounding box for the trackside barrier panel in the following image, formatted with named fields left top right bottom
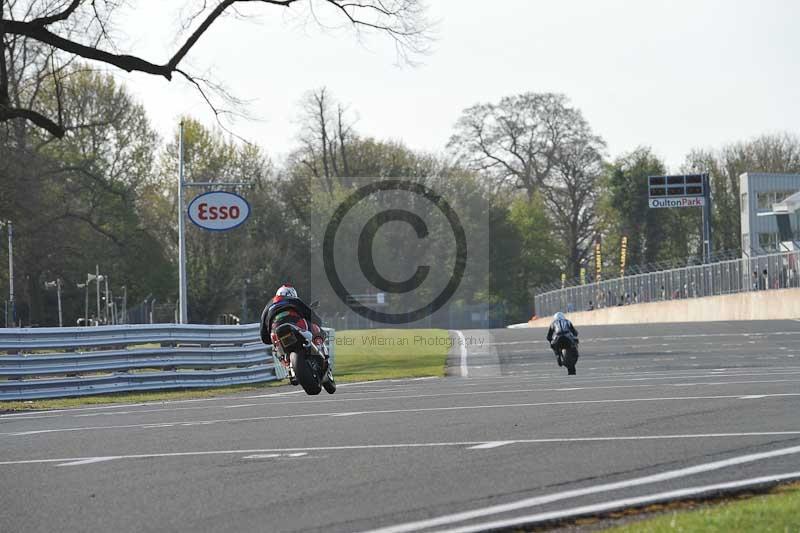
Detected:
left=535, top=250, right=800, bottom=317
left=0, top=323, right=335, bottom=401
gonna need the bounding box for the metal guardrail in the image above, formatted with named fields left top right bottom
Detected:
left=535, top=249, right=800, bottom=317
left=0, top=323, right=335, bottom=401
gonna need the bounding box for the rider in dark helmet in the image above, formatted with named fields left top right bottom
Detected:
left=260, top=285, right=332, bottom=384
left=546, top=311, right=578, bottom=362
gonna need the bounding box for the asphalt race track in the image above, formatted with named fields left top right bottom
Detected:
left=2, top=320, right=800, bottom=532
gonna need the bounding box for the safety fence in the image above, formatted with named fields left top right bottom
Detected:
left=0, top=323, right=335, bottom=401
left=534, top=249, right=800, bottom=317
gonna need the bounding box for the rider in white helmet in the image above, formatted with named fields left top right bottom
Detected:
left=546, top=311, right=578, bottom=360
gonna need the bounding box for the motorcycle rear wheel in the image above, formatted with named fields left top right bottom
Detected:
left=290, top=351, right=322, bottom=395
left=563, top=346, right=579, bottom=375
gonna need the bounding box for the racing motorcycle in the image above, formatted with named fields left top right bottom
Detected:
left=271, top=303, right=336, bottom=396
left=553, top=334, right=579, bottom=376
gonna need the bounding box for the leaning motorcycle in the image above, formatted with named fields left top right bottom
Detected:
left=272, top=320, right=336, bottom=396
left=554, top=334, right=579, bottom=376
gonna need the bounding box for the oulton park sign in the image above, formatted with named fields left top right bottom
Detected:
left=647, top=174, right=707, bottom=209
left=648, top=196, right=706, bottom=208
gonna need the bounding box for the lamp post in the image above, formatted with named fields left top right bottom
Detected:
left=241, top=277, right=251, bottom=324
left=77, top=282, right=89, bottom=325
left=1, top=221, right=14, bottom=327
left=178, top=121, right=188, bottom=324
left=87, top=267, right=105, bottom=324
left=44, top=278, right=63, bottom=327
left=104, top=276, right=110, bottom=324
left=121, top=285, right=127, bottom=324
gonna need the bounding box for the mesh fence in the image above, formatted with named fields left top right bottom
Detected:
left=534, top=250, right=800, bottom=317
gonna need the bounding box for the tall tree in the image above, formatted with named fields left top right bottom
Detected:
left=499, top=194, right=559, bottom=318
left=1, top=64, right=170, bottom=326
left=449, top=92, right=605, bottom=276
left=291, top=87, right=357, bottom=194
left=448, top=93, right=597, bottom=200
left=543, top=128, right=605, bottom=276
left=599, top=147, right=667, bottom=268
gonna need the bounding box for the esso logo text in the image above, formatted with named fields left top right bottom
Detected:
left=187, top=191, right=250, bottom=231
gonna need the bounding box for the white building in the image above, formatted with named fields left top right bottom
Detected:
left=740, top=173, right=800, bottom=255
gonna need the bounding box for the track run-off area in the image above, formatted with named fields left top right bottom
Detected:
left=2, top=320, right=800, bottom=532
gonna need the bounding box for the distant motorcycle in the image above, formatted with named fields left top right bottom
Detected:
left=553, top=334, right=579, bottom=376
left=271, top=303, right=335, bottom=396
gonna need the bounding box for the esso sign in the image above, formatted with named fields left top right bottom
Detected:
left=187, top=191, right=250, bottom=231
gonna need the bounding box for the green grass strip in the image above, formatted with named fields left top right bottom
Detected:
left=332, top=328, right=450, bottom=383
left=601, top=482, right=800, bottom=532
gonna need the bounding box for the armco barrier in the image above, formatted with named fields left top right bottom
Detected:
left=0, top=323, right=335, bottom=401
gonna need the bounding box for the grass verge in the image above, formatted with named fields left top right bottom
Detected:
left=599, top=481, right=800, bottom=532
left=0, top=328, right=452, bottom=410
left=332, top=328, right=450, bottom=383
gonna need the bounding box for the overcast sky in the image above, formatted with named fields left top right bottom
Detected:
left=112, top=0, right=800, bottom=171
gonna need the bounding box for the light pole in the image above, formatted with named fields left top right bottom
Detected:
left=77, top=281, right=89, bottom=325
left=96, top=265, right=100, bottom=322
left=87, top=267, right=104, bottom=324
left=44, top=278, right=63, bottom=327
left=241, top=277, right=251, bottom=324
left=1, top=221, right=14, bottom=327
left=150, top=298, right=157, bottom=324
left=104, top=276, right=110, bottom=324
left=178, top=121, right=188, bottom=324
left=121, top=285, right=127, bottom=324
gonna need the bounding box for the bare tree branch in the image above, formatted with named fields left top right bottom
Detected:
left=2, top=0, right=431, bottom=137
left=0, top=103, right=65, bottom=135
left=29, top=0, right=82, bottom=26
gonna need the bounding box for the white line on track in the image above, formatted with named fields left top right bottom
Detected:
left=443, top=368, right=800, bottom=386
left=0, top=378, right=434, bottom=420
left=242, top=452, right=307, bottom=459
left=361, top=445, right=800, bottom=533
left=3, top=432, right=800, bottom=466
left=6, top=375, right=800, bottom=422
left=430, top=472, right=800, bottom=533
left=467, top=441, right=514, bottom=449
left=4, top=393, right=800, bottom=437
left=57, top=457, right=119, bottom=467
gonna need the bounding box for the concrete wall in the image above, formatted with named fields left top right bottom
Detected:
left=528, top=288, right=800, bottom=328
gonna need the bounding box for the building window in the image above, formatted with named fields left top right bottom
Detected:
left=757, top=191, right=797, bottom=211
left=741, top=193, right=747, bottom=214
left=758, top=232, right=779, bottom=251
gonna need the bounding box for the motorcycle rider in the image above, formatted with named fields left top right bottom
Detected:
left=260, top=285, right=333, bottom=386
left=546, top=311, right=579, bottom=365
